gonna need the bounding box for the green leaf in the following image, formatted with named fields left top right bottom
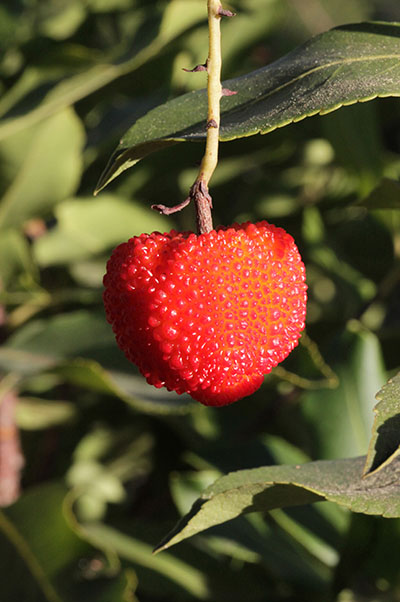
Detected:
left=0, top=228, right=38, bottom=289
left=0, top=311, right=195, bottom=415
left=0, top=1, right=206, bottom=141
left=35, top=1, right=86, bottom=40
left=155, top=455, right=400, bottom=552
left=16, top=397, right=77, bottom=430
left=364, top=371, right=400, bottom=476
left=33, top=195, right=170, bottom=267
left=321, top=102, right=383, bottom=195
left=95, top=21, right=400, bottom=192
left=81, top=522, right=210, bottom=600
left=55, top=359, right=196, bottom=415
left=0, top=108, right=84, bottom=230
left=0, top=482, right=135, bottom=602
left=301, top=327, right=386, bottom=460
left=5, top=310, right=114, bottom=360
left=358, top=177, right=400, bottom=209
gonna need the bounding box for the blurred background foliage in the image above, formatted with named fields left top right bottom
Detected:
left=1, top=0, right=400, bottom=600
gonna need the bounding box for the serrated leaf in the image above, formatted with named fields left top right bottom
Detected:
left=96, top=21, right=400, bottom=192
left=363, top=371, right=400, bottom=476
left=155, top=455, right=400, bottom=552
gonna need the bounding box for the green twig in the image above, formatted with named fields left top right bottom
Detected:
left=152, top=2, right=234, bottom=233
left=191, top=0, right=224, bottom=234
left=273, top=332, right=339, bottom=390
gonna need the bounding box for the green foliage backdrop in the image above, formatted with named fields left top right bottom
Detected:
left=1, top=1, right=400, bottom=601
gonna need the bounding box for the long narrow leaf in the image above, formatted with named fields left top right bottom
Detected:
left=96, top=21, right=400, bottom=192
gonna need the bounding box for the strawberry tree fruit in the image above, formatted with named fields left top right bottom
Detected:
left=103, top=221, right=307, bottom=406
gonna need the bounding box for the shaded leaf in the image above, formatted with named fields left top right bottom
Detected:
left=81, top=518, right=286, bottom=601
left=0, top=228, right=38, bottom=288
left=5, top=310, right=114, bottom=361
left=364, top=371, right=400, bottom=476
left=16, top=397, right=77, bottom=430
left=0, top=482, right=135, bottom=601
left=0, top=310, right=195, bottom=414
left=96, top=21, right=400, bottom=192
left=0, top=108, right=84, bottom=230
left=55, top=359, right=195, bottom=415
left=301, top=327, right=385, bottom=460
left=81, top=522, right=210, bottom=600
left=359, top=177, right=400, bottom=209
left=33, top=195, right=169, bottom=267
left=0, top=348, right=59, bottom=377
left=0, top=0, right=206, bottom=141
left=169, top=469, right=335, bottom=583
left=155, top=455, right=400, bottom=552
left=321, top=102, right=383, bottom=195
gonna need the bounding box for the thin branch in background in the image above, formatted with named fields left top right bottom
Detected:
left=0, top=388, right=24, bottom=507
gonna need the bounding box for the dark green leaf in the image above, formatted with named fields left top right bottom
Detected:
left=82, top=522, right=210, bottom=600
left=55, top=359, right=196, bottom=415
left=321, top=102, right=383, bottom=195
left=358, top=177, right=400, bottom=209
left=0, top=482, right=136, bottom=602
left=96, top=21, right=400, bottom=192
left=81, top=519, right=287, bottom=601
left=155, top=455, right=400, bottom=552
left=363, top=371, right=400, bottom=476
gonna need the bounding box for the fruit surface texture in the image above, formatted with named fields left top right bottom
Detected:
left=103, top=221, right=307, bottom=406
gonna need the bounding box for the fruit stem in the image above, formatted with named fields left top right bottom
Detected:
left=191, top=0, right=225, bottom=235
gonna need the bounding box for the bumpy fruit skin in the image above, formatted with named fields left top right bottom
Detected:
left=103, top=221, right=307, bottom=406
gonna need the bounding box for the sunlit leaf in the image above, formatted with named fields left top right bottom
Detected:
left=155, top=455, right=400, bottom=552
left=95, top=22, right=400, bottom=192
left=364, top=371, right=400, bottom=476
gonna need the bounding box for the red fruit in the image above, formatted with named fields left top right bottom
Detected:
left=103, top=221, right=307, bottom=406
